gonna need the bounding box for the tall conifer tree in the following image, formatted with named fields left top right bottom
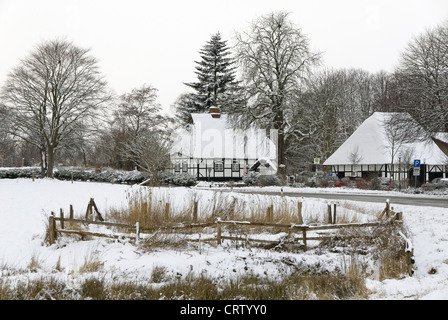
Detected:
left=184, top=32, right=240, bottom=113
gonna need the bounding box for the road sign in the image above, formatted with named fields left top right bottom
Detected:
left=314, top=158, right=320, bottom=165
left=414, top=159, right=421, bottom=168
left=413, top=167, right=420, bottom=176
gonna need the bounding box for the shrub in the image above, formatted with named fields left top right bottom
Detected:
left=258, top=174, right=282, bottom=186
left=159, top=172, right=197, bottom=186
left=0, top=167, right=41, bottom=179
left=369, top=177, right=381, bottom=190
left=242, top=172, right=258, bottom=186
left=335, top=181, right=345, bottom=187
left=54, top=168, right=148, bottom=185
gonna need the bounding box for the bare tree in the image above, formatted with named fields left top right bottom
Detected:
left=114, top=85, right=163, bottom=139
left=289, top=68, right=376, bottom=167
left=396, top=21, right=448, bottom=134
left=231, top=11, right=321, bottom=174
left=1, top=39, right=111, bottom=177
left=112, top=84, right=174, bottom=175
left=120, top=130, right=173, bottom=184
left=383, top=113, right=421, bottom=180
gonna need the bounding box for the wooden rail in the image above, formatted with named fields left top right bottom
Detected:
left=49, top=213, right=139, bottom=245
left=215, top=213, right=403, bottom=252
left=48, top=199, right=139, bottom=245
left=47, top=198, right=414, bottom=276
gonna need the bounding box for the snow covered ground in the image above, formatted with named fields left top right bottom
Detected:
left=0, top=178, right=447, bottom=299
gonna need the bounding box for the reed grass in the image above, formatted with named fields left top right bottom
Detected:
left=107, top=188, right=370, bottom=230
left=0, top=269, right=368, bottom=300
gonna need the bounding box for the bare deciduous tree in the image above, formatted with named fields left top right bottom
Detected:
left=112, top=84, right=174, bottom=177
left=396, top=21, right=448, bottom=134
left=1, top=39, right=111, bottom=177
left=231, top=11, right=321, bottom=174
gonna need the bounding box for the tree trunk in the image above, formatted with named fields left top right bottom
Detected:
left=40, top=145, right=55, bottom=178
left=274, top=108, right=286, bottom=175
left=47, top=145, right=55, bottom=178
left=40, top=150, right=47, bottom=178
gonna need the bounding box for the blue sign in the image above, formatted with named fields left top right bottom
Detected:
left=414, top=159, right=421, bottom=168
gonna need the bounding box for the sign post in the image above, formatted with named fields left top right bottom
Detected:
left=413, top=159, right=421, bottom=188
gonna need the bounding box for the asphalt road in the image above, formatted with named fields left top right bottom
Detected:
left=229, top=189, right=448, bottom=208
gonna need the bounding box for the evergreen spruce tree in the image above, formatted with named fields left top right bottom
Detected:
left=184, top=32, right=241, bottom=113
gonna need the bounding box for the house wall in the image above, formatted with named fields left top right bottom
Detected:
left=329, top=163, right=447, bottom=185
left=172, top=157, right=255, bottom=181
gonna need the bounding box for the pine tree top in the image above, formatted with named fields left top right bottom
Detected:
left=184, top=32, right=239, bottom=111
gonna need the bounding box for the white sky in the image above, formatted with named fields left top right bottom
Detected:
left=1, top=0, right=447, bottom=114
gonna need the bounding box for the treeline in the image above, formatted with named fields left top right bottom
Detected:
left=1, top=11, right=447, bottom=178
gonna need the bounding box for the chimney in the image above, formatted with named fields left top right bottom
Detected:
left=209, top=105, right=221, bottom=118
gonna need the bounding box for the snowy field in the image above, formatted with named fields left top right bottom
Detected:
left=1, top=178, right=448, bottom=300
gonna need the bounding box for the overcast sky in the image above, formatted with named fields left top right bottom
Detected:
left=1, top=0, right=447, bottom=114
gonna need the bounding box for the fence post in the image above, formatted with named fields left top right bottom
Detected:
left=85, top=198, right=92, bottom=220
left=59, top=208, right=65, bottom=229
left=267, top=204, right=273, bottom=223
left=70, top=205, right=74, bottom=219
left=216, top=218, right=222, bottom=245
left=135, top=222, right=140, bottom=244
left=229, top=198, right=236, bottom=220
left=91, top=198, right=104, bottom=221
left=327, top=204, right=332, bottom=224
left=384, top=199, right=390, bottom=218
left=333, top=203, right=337, bottom=224
left=165, top=203, right=170, bottom=221
left=298, top=201, right=303, bottom=225
left=193, top=201, right=198, bottom=223
left=302, top=228, right=307, bottom=252
left=49, top=212, right=55, bottom=245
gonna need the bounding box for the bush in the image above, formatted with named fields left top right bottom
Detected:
left=369, top=177, right=381, bottom=190
left=242, top=172, right=258, bottom=186
left=258, top=174, right=282, bottom=186
left=354, top=178, right=370, bottom=189
left=335, top=181, right=345, bottom=187
left=0, top=167, right=149, bottom=185
left=54, top=168, right=148, bottom=185
left=172, top=173, right=197, bottom=186
left=160, top=172, right=197, bottom=187
left=0, top=167, right=41, bottom=179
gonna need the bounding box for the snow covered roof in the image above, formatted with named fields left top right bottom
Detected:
left=323, top=112, right=448, bottom=166
left=171, top=113, right=277, bottom=160
left=433, top=132, right=448, bottom=144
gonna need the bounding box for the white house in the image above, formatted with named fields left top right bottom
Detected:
left=323, top=112, right=448, bottom=184
left=170, top=107, right=277, bottom=181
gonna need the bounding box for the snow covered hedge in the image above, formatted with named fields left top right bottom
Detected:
left=54, top=168, right=148, bottom=184
left=0, top=167, right=41, bottom=179
left=159, top=172, right=197, bottom=187
left=0, top=167, right=148, bottom=185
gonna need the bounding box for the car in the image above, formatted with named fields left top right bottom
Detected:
left=430, top=177, right=448, bottom=189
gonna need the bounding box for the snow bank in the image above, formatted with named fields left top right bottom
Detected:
left=1, top=178, right=448, bottom=299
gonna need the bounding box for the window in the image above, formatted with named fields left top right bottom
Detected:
left=182, top=162, right=188, bottom=172
left=214, top=161, right=224, bottom=172
left=231, top=161, right=240, bottom=172
left=174, top=163, right=180, bottom=172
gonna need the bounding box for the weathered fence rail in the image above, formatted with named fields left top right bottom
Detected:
left=48, top=198, right=139, bottom=245
left=215, top=212, right=403, bottom=251
left=48, top=198, right=414, bottom=276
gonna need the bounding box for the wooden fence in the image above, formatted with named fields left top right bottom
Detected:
left=48, top=198, right=140, bottom=245
left=216, top=211, right=404, bottom=251
left=48, top=198, right=414, bottom=276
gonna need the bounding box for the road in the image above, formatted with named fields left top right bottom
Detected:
left=227, top=189, right=448, bottom=208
